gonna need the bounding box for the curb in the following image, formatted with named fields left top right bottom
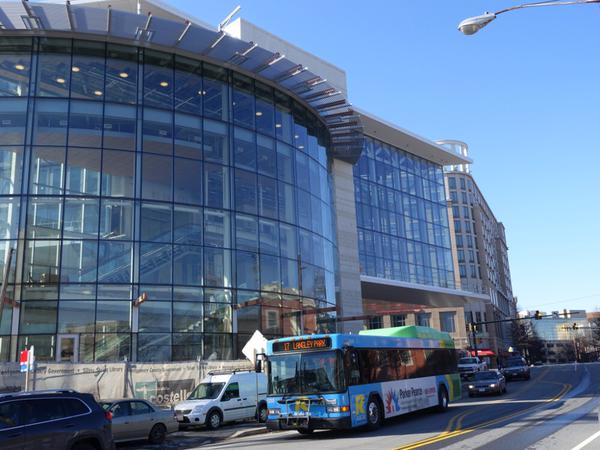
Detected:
left=228, top=426, right=271, bottom=440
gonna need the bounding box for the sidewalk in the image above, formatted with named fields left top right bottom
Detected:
left=117, top=420, right=270, bottom=449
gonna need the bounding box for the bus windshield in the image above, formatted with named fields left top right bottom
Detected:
left=268, top=350, right=345, bottom=395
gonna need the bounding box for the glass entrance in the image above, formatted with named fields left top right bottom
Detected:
left=57, top=335, right=79, bottom=362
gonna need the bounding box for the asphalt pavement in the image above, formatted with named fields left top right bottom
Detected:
left=195, top=363, right=600, bottom=450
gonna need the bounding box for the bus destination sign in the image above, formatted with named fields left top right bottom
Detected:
left=272, top=337, right=332, bottom=353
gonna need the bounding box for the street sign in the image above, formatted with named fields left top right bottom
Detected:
left=19, top=349, right=28, bottom=373
left=241, top=330, right=267, bottom=365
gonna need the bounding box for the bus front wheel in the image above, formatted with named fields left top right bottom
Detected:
left=366, top=396, right=383, bottom=430
left=437, top=386, right=449, bottom=412
left=297, top=428, right=314, bottom=435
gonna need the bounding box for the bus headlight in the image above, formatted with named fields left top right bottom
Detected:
left=327, top=405, right=350, bottom=413
left=268, top=408, right=281, bottom=415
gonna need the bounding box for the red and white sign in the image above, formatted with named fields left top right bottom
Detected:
left=19, top=349, right=28, bottom=373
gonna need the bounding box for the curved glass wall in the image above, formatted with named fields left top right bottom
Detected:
left=354, top=136, right=455, bottom=289
left=0, top=37, right=337, bottom=362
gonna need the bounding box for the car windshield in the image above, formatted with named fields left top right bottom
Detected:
left=268, top=350, right=344, bottom=395
left=506, top=358, right=525, bottom=366
left=474, top=371, right=498, bottom=381
left=459, top=358, right=478, bottom=364
left=187, top=383, right=225, bottom=400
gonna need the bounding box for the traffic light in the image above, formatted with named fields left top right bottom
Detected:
left=534, top=310, right=543, bottom=320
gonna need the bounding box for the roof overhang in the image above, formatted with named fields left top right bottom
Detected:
left=361, top=275, right=490, bottom=308
left=356, top=109, right=472, bottom=166
left=0, top=0, right=363, bottom=163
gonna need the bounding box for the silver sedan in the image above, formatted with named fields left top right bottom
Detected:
left=100, top=399, right=179, bottom=444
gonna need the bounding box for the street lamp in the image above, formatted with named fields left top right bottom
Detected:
left=458, top=0, right=600, bottom=35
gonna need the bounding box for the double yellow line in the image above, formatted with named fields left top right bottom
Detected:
left=393, top=376, right=570, bottom=450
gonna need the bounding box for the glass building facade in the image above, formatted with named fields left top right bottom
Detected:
left=0, top=37, right=337, bottom=362
left=354, top=136, right=455, bottom=289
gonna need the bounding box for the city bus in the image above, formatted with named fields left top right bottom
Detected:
left=263, top=326, right=460, bottom=433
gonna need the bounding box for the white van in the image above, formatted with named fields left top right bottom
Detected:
left=174, top=370, right=267, bottom=430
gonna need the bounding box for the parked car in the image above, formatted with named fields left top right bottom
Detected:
left=458, top=356, right=487, bottom=379
left=467, top=370, right=507, bottom=397
left=0, top=389, right=114, bottom=450
left=501, top=356, right=531, bottom=380
left=99, top=399, right=178, bottom=444
left=174, top=370, right=267, bottom=430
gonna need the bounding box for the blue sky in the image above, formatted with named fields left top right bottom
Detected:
left=171, top=0, right=600, bottom=313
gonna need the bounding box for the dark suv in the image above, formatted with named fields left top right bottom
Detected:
left=0, top=390, right=114, bottom=450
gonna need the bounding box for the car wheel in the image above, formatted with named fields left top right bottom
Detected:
left=366, top=396, right=383, bottom=430
left=437, top=386, right=449, bottom=412
left=258, top=404, right=268, bottom=423
left=297, top=428, right=314, bottom=435
left=148, top=423, right=167, bottom=444
left=206, top=410, right=222, bottom=430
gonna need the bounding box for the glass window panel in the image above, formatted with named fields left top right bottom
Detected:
left=173, top=302, right=202, bottom=333
left=295, top=152, right=310, bottom=192
left=66, top=148, right=101, bottom=196
left=139, top=243, right=172, bottom=284
left=138, top=333, right=171, bottom=362
left=234, top=169, right=256, bottom=215
left=257, top=135, right=276, bottom=177
left=174, top=157, right=202, bottom=204
left=71, top=40, right=105, bottom=99
left=103, top=104, right=136, bottom=151
left=97, top=284, right=132, bottom=300
left=26, top=197, right=62, bottom=239
left=59, top=284, right=95, bottom=300
left=101, top=149, right=135, bottom=198
left=30, top=146, right=65, bottom=195
left=279, top=223, right=297, bottom=259
left=174, top=56, right=202, bottom=114
left=278, top=182, right=295, bottom=224
left=33, top=99, right=69, bottom=146
left=173, top=244, right=202, bottom=286
left=203, top=119, right=228, bottom=164
left=21, top=284, right=58, bottom=300
left=0, top=98, right=27, bottom=145
left=255, top=96, right=275, bottom=136
left=99, top=199, right=133, bottom=240
left=0, top=151, right=22, bottom=198
left=258, top=175, right=277, bottom=219
left=281, top=258, right=298, bottom=295
left=97, top=240, right=132, bottom=283
left=173, top=286, right=202, bottom=301
left=236, top=250, right=259, bottom=290
left=235, top=213, right=258, bottom=252
left=236, top=302, right=260, bottom=335
left=142, top=153, right=172, bottom=201
left=232, top=75, right=254, bottom=128
left=58, top=300, right=95, bottom=333
left=172, top=333, right=202, bottom=361
left=233, top=127, right=256, bottom=170
left=36, top=40, right=71, bottom=97
left=174, top=205, right=202, bottom=245
left=144, top=50, right=173, bottom=108
left=20, top=301, right=57, bottom=333
left=138, top=301, right=171, bottom=332
left=204, top=208, right=230, bottom=248
left=260, top=218, right=279, bottom=256
left=61, top=240, right=98, bottom=283
left=275, top=92, right=293, bottom=143
left=203, top=247, right=231, bottom=287
left=276, top=142, right=294, bottom=183
left=143, top=108, right=173, bottom=155
left=140, top=202, right=172, bottom=243
left=106, top=44, right=138, bottom=104
left=17, top=335, right=55, bottom=361
left=203, top=334, right=232, bottom=360
left=63, top=198, right=99, bottom=239
left=204, top=304, right=232, bottom=333
left=260, top=254, right=280, bottom=292
left=69, top=100, right=103, bottom=148
left=203, top=63, right=228, bottom=121
left=204, top=288, right=232, bottom=303
left=95, top=334, right=130, bottom=361
left=174, top=113, right=202, bottom=159
left=0, top=199, right=20, bottom=239
left=0, top=38, right=31, bottom=97
left=204, top=163, right=229, bottom=209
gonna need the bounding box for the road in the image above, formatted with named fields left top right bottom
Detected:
left=198, top=363, right=600, bottom=450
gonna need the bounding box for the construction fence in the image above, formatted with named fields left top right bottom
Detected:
left=0, top=360, right=253, bottom=407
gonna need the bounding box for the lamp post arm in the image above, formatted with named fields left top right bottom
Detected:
left=495, top=0, right=600, bottom=16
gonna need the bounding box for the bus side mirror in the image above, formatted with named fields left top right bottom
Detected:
left=255, top=359, right=262, bottom=373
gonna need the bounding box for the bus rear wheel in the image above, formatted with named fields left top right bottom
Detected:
left=437, top=386, right=449, bottom=412
left=366, top=396, right=383, bottom=430
left=297, top=428, right=313, bottom=435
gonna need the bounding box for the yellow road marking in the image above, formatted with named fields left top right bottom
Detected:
left=392, top=377, right=571, bottom=450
